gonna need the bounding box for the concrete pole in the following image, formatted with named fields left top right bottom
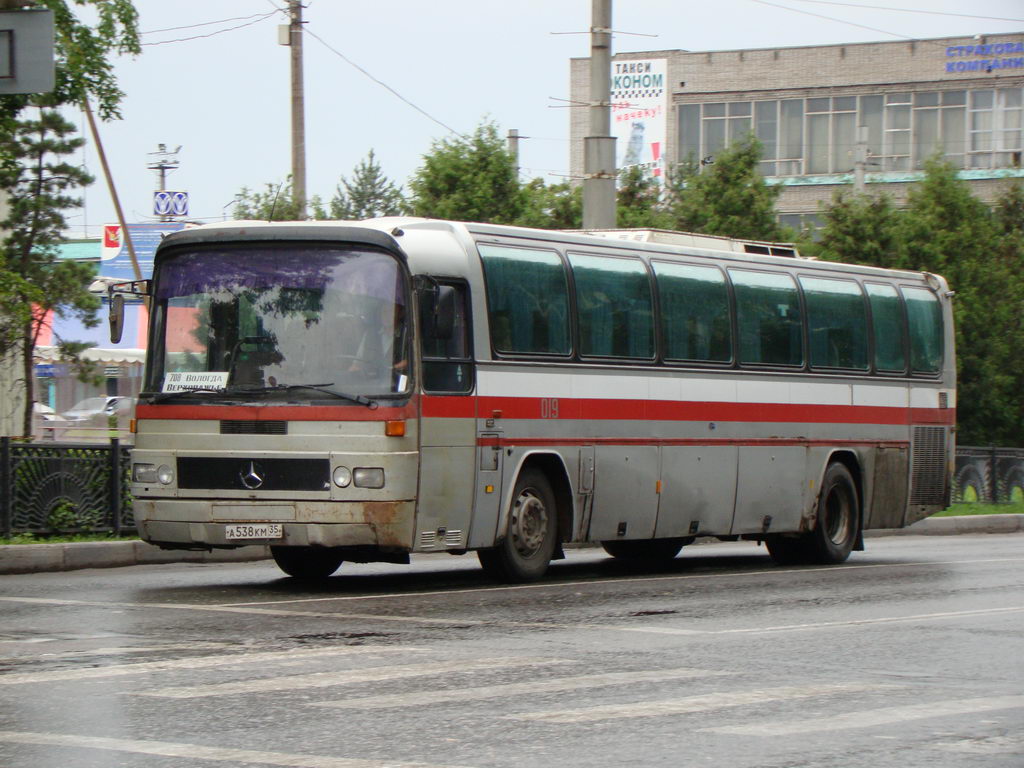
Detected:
left=853, top=125, right=869, bottom=194
left=507, top=128, right=521, bottom=175
left=583, top=0, right=616, bottom=229
left=288, top=0, right=307, bottom=219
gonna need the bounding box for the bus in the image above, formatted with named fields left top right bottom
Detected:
left=110, top=218, right=955, bottom=581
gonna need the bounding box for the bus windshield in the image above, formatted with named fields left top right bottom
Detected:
left=147, top=245, right=410, bottom=400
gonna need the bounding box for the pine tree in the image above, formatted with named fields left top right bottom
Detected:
left=0, top=109, right=100, bottom=437
left=329, top=150, right=406, bottom=220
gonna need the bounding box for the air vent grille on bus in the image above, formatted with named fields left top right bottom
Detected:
left=220, top=420, right=288, bottom=435
left=910, top=426, right=947, bottom=506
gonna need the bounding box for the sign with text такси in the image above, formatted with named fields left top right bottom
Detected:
left=612, top=58, right=668, bottom=181
left=100, top=221, right=188, bottom=282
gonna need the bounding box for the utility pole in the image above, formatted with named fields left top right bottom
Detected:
left=583, top=0, right=616, bottom=229
left=853, top=125, right=869, bottom=193
left=281, top=0, right=307, bottom=219
left=507, top=129, right=523, bottom=175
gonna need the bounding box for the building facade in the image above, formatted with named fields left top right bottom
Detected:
left=570, top=32, right=1024, bottom=229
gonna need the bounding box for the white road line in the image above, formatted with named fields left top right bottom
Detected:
left=0, top=645, right=425, bottom=685
left=507, top=682, right=894, bottom=723
left=214, top=557, right=1024, bottom=608
left=0, top=642, right=232, bottom=663
left=702, top=696, right=1024, bottom=735
left=0, top=731, right=472, bottom=768
left=313, top=667, right=731, bottom=710
left=135, top=657, right=572, bottom=699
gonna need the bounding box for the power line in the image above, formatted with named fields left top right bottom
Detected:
left=142, top=12, right=278, bottom=47
left=748, top=0, right=936, bottom=43
left=142, top=12, right=279, bottom=36
left=302, top=25, right=465, bottom=138
left=782, top=0, right=1024, bottom=24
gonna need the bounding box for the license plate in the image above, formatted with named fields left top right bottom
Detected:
left=225, top=523, right=283, bottom=540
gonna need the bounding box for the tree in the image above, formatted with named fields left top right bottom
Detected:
left=665, top=136, right=784, bottom=241
left=329, top=150, right=406, bottom=220
left=408, top=121, right=523, bottom=224
left=0, top=109, right=100, bottom=437
left=814, top=190, right=903, bottom=268
left=515, top=179, right=581, bottom=230
left=233, top=179, right=326, bottom=221
left=616, top=165, right=671, bottom=229
left=1, top=0, right=140, bottom=121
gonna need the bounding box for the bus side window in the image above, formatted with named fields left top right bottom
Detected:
left=730, top=269, right=803, bottom=367
left=866, top=282, right=907, bottom=373
left=419, top=281, right=474, bottom=393
left=902, top=286, right=943, bottom=374
left=800, top=275, right=868, bottom=370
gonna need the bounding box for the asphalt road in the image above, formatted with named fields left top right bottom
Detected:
left=1, top=533, right=1022, bottom=768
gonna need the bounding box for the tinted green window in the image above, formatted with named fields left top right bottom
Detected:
left=800, top=276, right=868, bottom=370
left=570, top=253, right=654, bottom=359
left=865, top=283, right=906, bottom=372
left=479, top=244, right=570, bottom=355
left=903, top=286, right=943, bottom=373
left=730, top=269, right=803, bottom=366
left=653, top=262, right=731, bottom=362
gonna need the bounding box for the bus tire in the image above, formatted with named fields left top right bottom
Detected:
left=806, top=462, right=859, bottom=564
left=478, top=468, right=557, bottom=583
left=270, top=546, right=344, bottom=579
left=766, top=462, right=859, bottom=566
left=601, top=538, right=688, bottom=561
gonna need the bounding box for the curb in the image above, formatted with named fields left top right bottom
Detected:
left=0, top=540, right=270, bottom=575
left=1, top=514, right=1021, bottom=575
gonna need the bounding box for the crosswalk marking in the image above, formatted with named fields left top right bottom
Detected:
left=313, top=667, right=730, bottom=710
left=0, top=731, right=472, bottom=768
left=702, top=696, right=1024, bottom=735
left=0, top=645, right=425, bottom=685
left=135, top=657, right=572, bottom=699
left=507, top=682, right=894, bottom=723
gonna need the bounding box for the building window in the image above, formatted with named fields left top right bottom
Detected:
left=676, top=86, right=1023, bottom=178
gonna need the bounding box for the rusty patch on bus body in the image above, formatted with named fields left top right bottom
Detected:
left=362, top=501, right=406, bottom=546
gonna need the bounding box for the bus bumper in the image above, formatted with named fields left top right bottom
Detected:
left=134, top=499, right=416, bottom=550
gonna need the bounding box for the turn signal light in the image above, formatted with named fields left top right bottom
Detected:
left=385, top=420, right=406, bottom=437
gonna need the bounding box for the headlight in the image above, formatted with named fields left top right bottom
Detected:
left=353, top=467, right=385, bottom=489
left=157, top=465, right=174, bottom=485
left=133, top=463, right=157, bottom=483
left=332, top=466, right=352, bottom=488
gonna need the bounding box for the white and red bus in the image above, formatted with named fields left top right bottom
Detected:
left=113, top=218, right=955, bottom=581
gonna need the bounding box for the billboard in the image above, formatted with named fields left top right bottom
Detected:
left=611, top=58, right=668, bottom=181
left=99, top=221, right=187, bottom=281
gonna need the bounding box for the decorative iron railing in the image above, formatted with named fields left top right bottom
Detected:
left=952, top=446, right=1024, bottom=504
left=0, top=437, right=133, bottom=537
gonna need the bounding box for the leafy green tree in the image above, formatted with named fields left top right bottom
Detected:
left=408, top=121, right=523, bottom=223
left=1, top=0, right=140, bottom=121
left=814, top=190, right=903, bottom=268
left=233, top=179, right=326, bottom=221
left=616, top=165, right=672, bottom=229
left=515, top=179, right=582, bottom=230
left=0, top=110, right=100, bottom=437
left=329, top=150, right=406, bottom=220
left=665, top=136, right=784, bottom=241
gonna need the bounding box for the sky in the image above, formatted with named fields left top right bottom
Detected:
left=57, top=0, right=1024, bottom=239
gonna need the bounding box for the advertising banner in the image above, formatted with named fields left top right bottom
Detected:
left=611, top=58, right=668, bottom=181
left=99, top=221, right=187, bottom=281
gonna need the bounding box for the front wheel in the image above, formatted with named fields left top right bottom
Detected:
left=478, top=468, right=557, bottom=583
left=271, top=546, right=344, bottom=579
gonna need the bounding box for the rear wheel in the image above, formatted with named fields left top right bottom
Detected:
left=766, top=462, right=859, bottom=566
left=601, top=538, right=689, bottom=562
left=478, top=468, right=557, bottom=583
left=270, top=546, right=344, bottom=579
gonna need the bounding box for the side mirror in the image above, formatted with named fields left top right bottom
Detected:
left=433, top=285, right=456, bottom=340
left=109, top=293, right=125, bottom=344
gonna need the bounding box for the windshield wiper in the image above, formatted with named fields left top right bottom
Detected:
left=150, top=387, right=229, bottom=403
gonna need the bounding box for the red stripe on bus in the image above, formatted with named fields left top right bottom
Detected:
left=135, top=402, right=417, bottom=421
left=422, top=395, right=955, bottom=426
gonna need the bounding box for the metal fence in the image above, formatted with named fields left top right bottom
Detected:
left=953, top=446, right=1024, bottom=504
left=0, top=437, right=134, bottom=537
left=0, top=439, right=1021, bottom=537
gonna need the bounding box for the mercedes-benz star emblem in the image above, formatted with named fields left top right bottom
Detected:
left=239, top=461, right=265, bottom=490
